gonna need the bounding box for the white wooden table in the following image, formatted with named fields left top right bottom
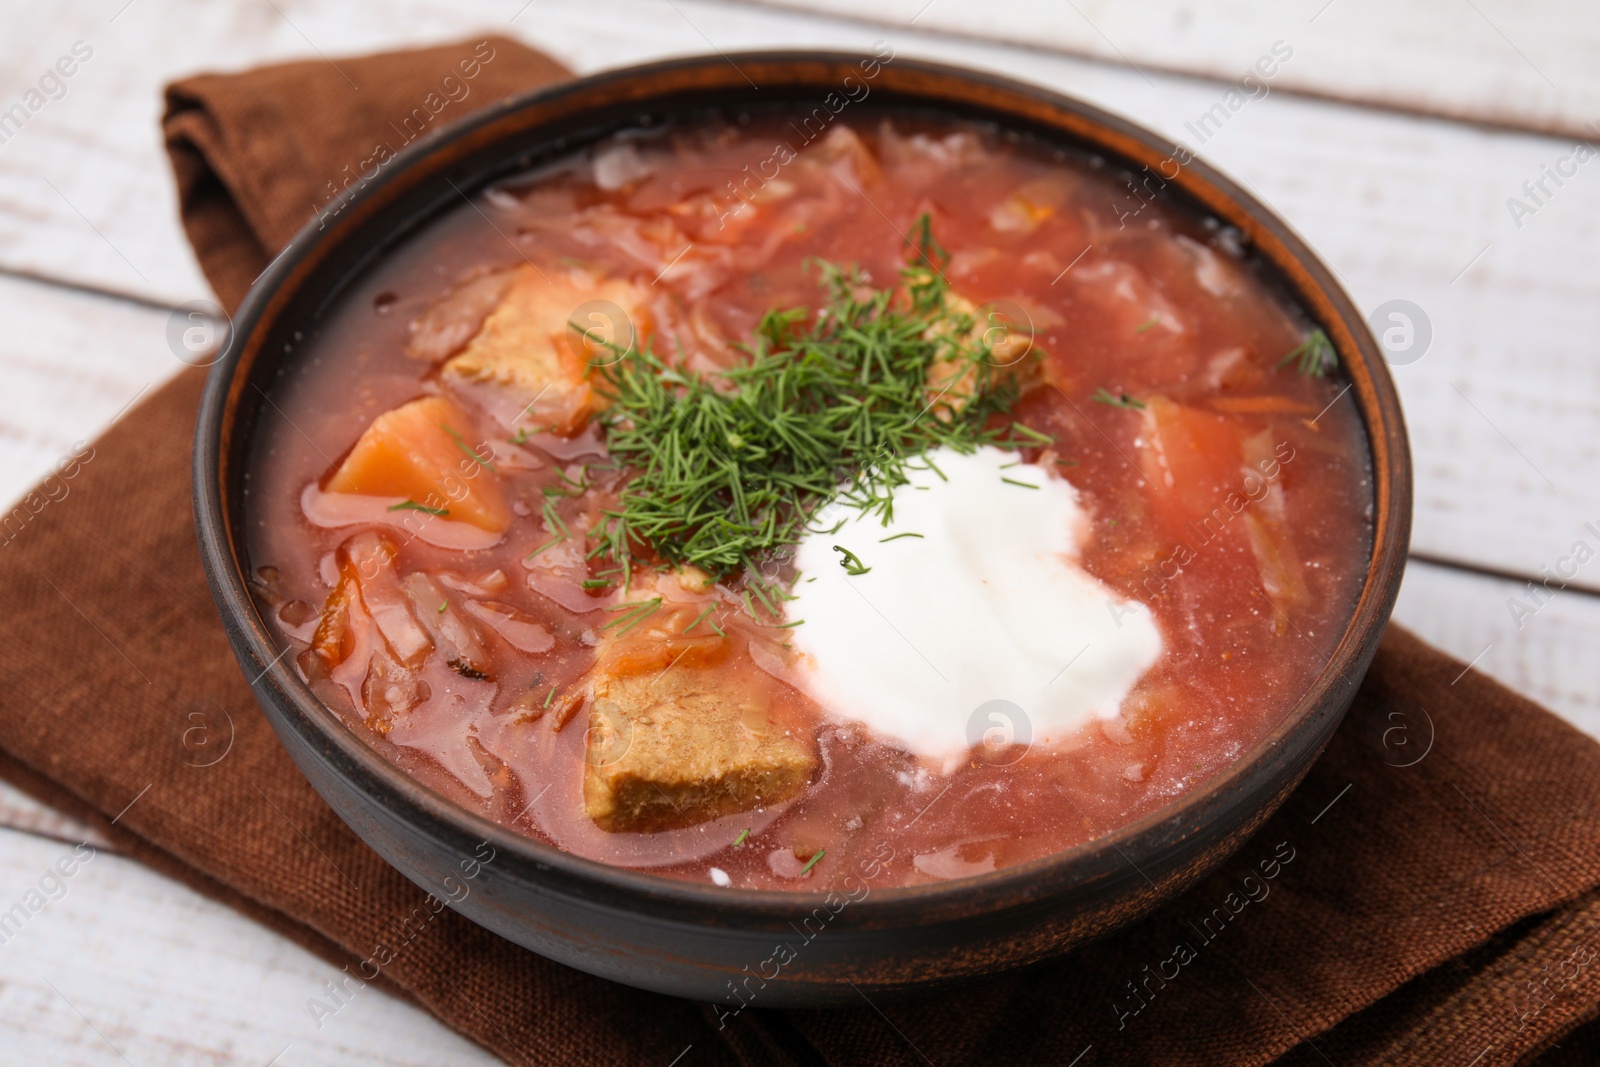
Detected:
left=2, top=1, right=1597, bottom=1062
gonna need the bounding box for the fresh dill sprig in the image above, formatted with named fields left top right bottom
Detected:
left=1278, top=327, right=1338, bottom=377
left=600, top=597, right=663, bottom=636
left=1092, top=388, right=1146, bottom=410
left=1008, top=423, right=1055, bottom=445
left=589, top=217, right=1038, bottom=580
left=683, top=603, right=718, bottom=635
left=387, top=499, right=449, bottom=516
left=442, top=423, right=496, bottom=472
left=541, top=498, right=570, bottom=540
left=525, top=536, right=562, bottom=560
left=747, top=581, right=780, bottom=618
left=556, top=465, right=591, bottom=493
left=832, top=546, right=871, bottom=575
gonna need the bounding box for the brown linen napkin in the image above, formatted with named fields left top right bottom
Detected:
left=0, top=35, right=1595, bottom=1066
left=164, top=36, right=572, bottom=310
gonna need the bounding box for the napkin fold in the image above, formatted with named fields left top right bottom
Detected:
left=0, top=34, right=1593, bottom=1066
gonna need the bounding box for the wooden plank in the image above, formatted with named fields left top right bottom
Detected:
left=0, top=0, right=713, bottom=308
left=741, top=0, right=1600, bottom=141
left=0, top=273, right=182, bottom=510
left=0, top=781, right=107, bottom=851
left=1182, top=96, right=1600, bottom=594
left=1395, top=559, right=1600, bottom=740
left=0, top=827, right=499, bottom=1066
left=0, top=5, right=1590, bottom=1062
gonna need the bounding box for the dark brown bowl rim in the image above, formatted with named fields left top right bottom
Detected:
left=195, top=50, right=1411, bottom=922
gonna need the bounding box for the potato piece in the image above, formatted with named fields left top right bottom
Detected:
left=327, top=396, right=509, bottom=534
left=583, top=667, right=815, bottom=833
left=578, top=584, right=814, bottom=833
left=442, top=264, right=651, bottom=436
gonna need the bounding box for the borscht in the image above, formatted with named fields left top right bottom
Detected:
left=244, top=111, right=1371, bottom=891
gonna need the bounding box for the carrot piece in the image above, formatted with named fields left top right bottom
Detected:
left=310, top=569, right=358, bottom=667
left=1208, top=395, right=1315, bottom=415
left=327, top=396, right=510, bottom=533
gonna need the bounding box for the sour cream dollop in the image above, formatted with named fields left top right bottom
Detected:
left=786, top=445, right=1162, bottom=764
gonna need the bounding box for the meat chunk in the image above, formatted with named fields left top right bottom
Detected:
left=575, top=585, right=814, bottom=833
left=582, top=665, right=816, bottom=833
left=442, top=264, right=651, bottom=436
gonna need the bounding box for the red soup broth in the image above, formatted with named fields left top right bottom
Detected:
left=244, top=112, right=1372, bottom=891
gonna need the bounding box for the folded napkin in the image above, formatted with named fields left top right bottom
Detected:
left=0, top=35, right=1594, bottom=1066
